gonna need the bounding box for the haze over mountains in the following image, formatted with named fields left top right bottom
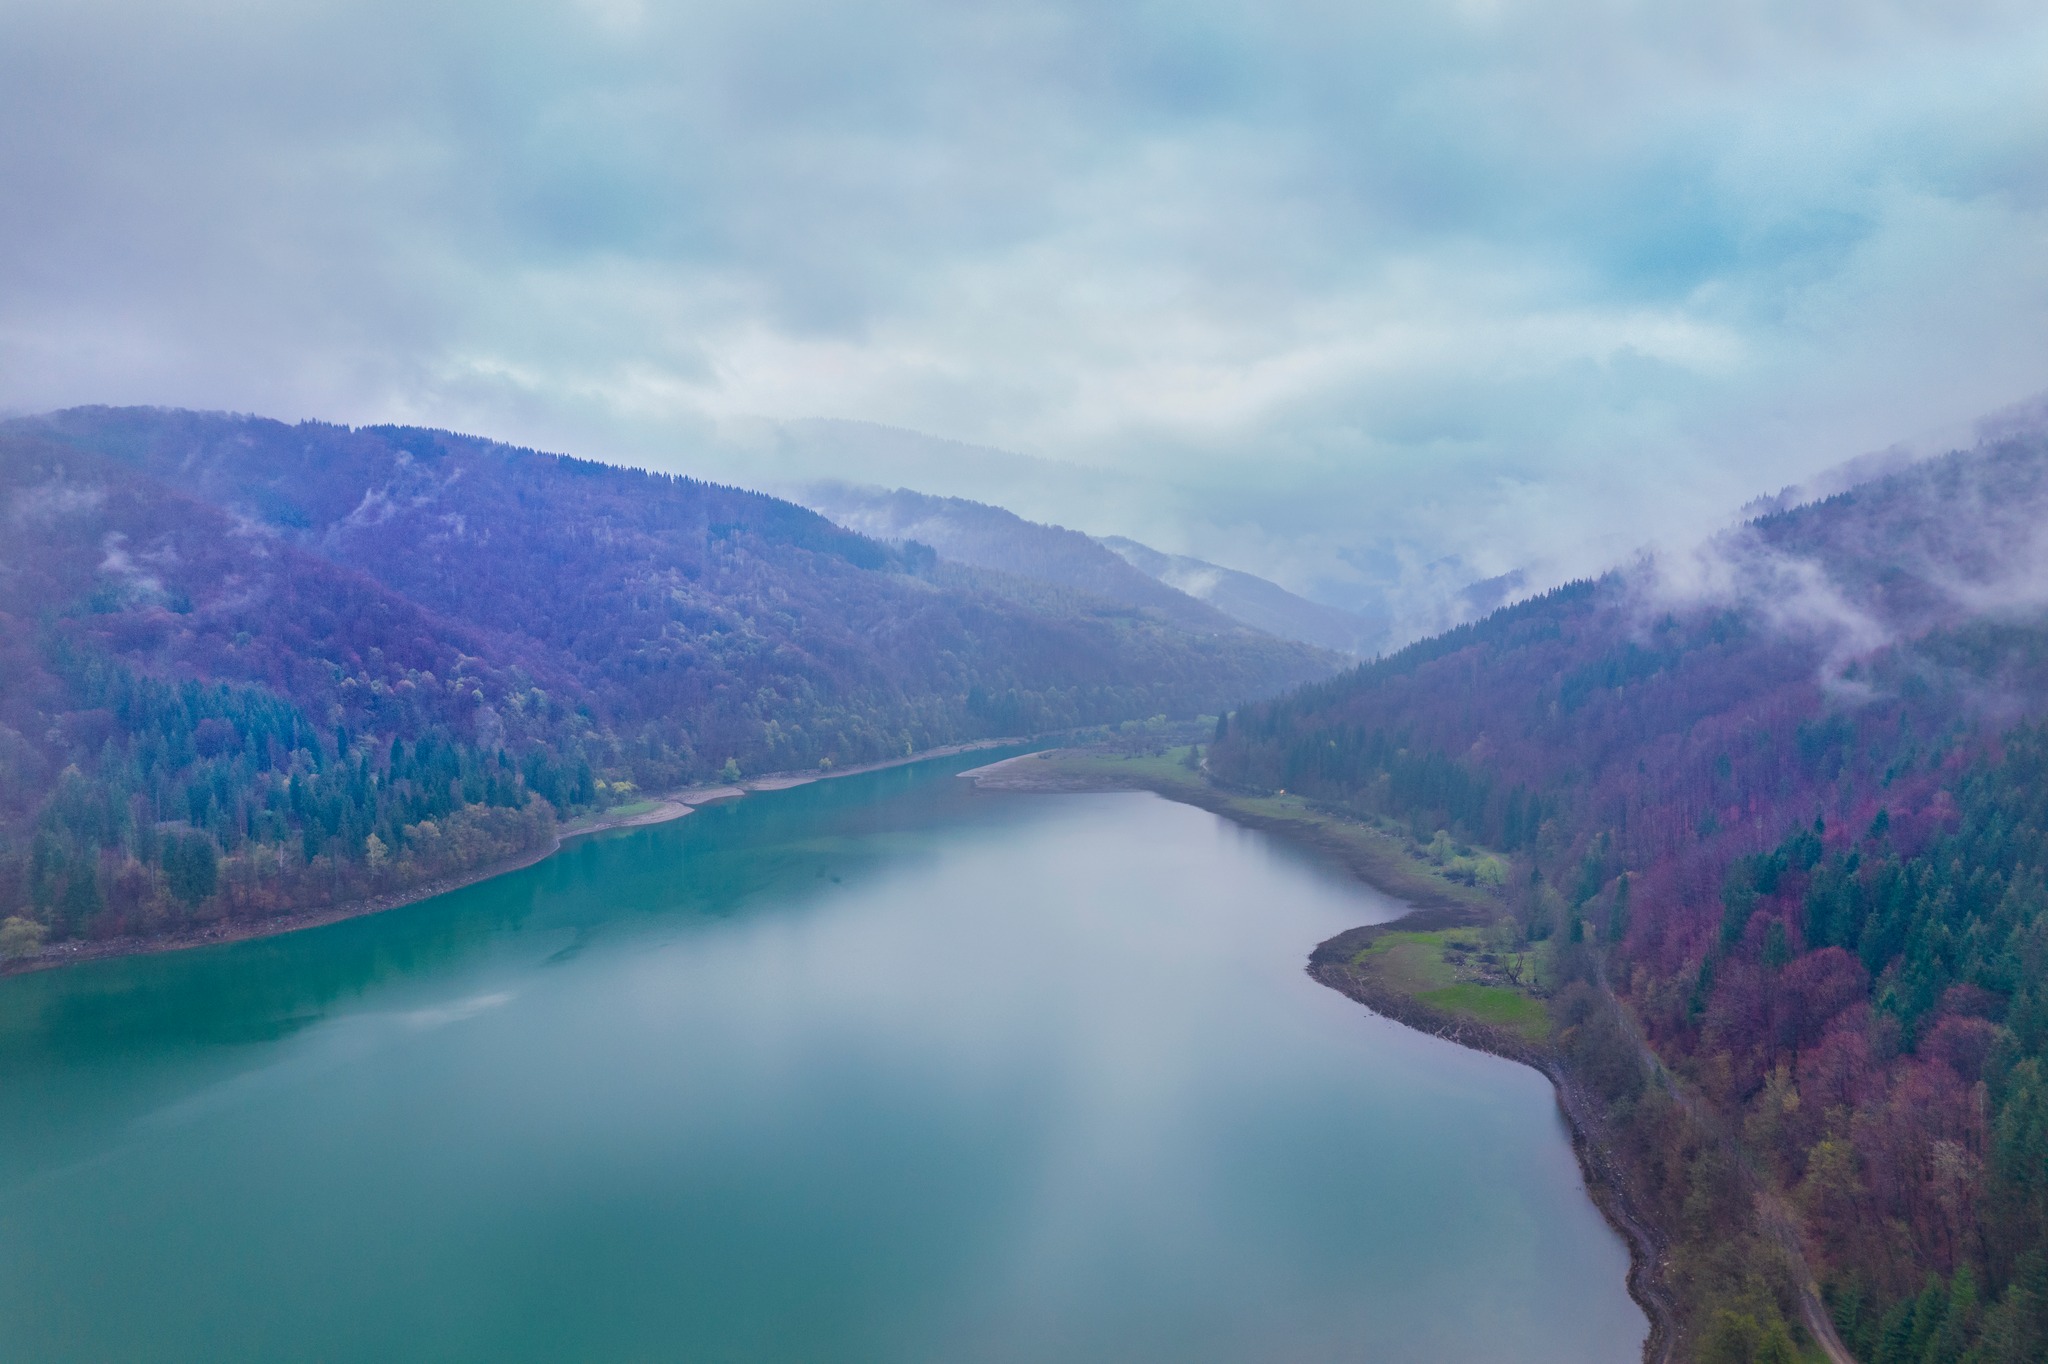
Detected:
left=1097, top=537, right=1386, bottom=657
left=744, top=394, right=2048, bottom=659
left=793, top=483, right=1243, bottom=637
left=7, top=1, right=2046, bottom=648
left=795, top=481, right=1385, bottom=654
left=745, top=418, right=1540, bottom=644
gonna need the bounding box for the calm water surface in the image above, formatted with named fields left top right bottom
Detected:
left=0, top=754, right=1644, bottom=1363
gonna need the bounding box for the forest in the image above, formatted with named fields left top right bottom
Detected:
left=0, top=407, right=1335, bottom=948
left=1209, top=434, right=2048, bottom=1362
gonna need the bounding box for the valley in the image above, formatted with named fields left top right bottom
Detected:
left=6, top=406, right=2048, bottom=1363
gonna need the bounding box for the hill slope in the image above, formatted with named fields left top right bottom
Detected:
left=1208, top=432, right=2048, bottom=1360
left=0, top=407, right=1336, bottom=946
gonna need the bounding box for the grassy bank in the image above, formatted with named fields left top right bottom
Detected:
left=1348, top=928, right=1550, bottom=1043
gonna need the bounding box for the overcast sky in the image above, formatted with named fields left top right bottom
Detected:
left=5, top=0, right=2047, bottom=617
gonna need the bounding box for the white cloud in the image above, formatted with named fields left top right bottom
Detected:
left=1, top=0, right=2046, bottom=624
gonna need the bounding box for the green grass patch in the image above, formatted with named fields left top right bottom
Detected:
left=1358, top=927, right=1471, bottom=949
left=1353, top=927, right=1549, bottom=1041
left=1351, top=927, right=1477, bottom=962
left=1231, top=791, right=1320, bottom=821
left=1374, top=940, right=1458, bottom=991
left=603, top=799, right=660, bottom=818
left=1417, top=984, right=1550, bottom=1041
left=1046, top=748, right=1209, bottom=791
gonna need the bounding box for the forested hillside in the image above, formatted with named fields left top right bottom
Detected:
left=0, top=407, right=1335, bottom=951
left=1210, top=434, right=2048, bottom=1361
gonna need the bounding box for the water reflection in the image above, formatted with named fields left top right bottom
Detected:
left=0, top=752, right=1645, bottom=1364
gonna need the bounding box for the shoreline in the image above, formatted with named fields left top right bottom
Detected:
left=17, top=735, right=1679, bottom=1357
left=968, top=748, right=1679, bottom=1364
left=1, top=833, right=575, bottom=976
left=4, top=737, right=1029, bottom=977
left=1307, top=926, right=1678, bottom=1364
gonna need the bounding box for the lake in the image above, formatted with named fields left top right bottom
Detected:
left=0, top=752, right=1644, bottom=1362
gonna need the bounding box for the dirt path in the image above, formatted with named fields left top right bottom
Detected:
left=1759, top=1189, right=1859, bottom=1364
left=1589, top=959, right=1858, bottom=1364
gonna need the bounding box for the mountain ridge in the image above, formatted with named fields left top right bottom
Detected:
left=792, top=481, right=1245, bottom=634
left=795, top=480, right=1389, bottom=653
left=0, top=406, right=1338, bottom=946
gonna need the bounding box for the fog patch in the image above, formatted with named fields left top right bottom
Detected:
left=9, top=478, right=103, bottom=526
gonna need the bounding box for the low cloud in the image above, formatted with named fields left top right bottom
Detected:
left=1640, top=524, right=1894, bottom=690
left=8, top=479, right=104, bottom=527
left=1640, top=428, right=2048, bottom=689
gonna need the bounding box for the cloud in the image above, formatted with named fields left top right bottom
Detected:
left=1639, top=523, right=1894, bottom=690
left=2, top=0, right=2047, bottom=626
left=1639, top=428, right=2048, bottom=691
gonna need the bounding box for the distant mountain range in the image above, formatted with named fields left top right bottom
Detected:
left=744, top=417, right=1560, bottom=647
left=0, top=407, right=1337, bottom=944
left=795, top=483, right=1242, bottom=635
left=796, top=483, right=1387, bottom=655
left=741, top=418, right=1147, bottom=534
left=1096, top=537, right=1386, bottom=656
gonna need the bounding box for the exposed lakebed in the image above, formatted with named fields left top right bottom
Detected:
left=0, top=752, right=1644, bottom=1362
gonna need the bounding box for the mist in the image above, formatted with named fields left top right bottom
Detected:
left=1636, top=423, right=2048, bottom=702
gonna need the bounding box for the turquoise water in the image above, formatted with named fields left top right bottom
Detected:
left=0, top=755, right=1644, bottom=1362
